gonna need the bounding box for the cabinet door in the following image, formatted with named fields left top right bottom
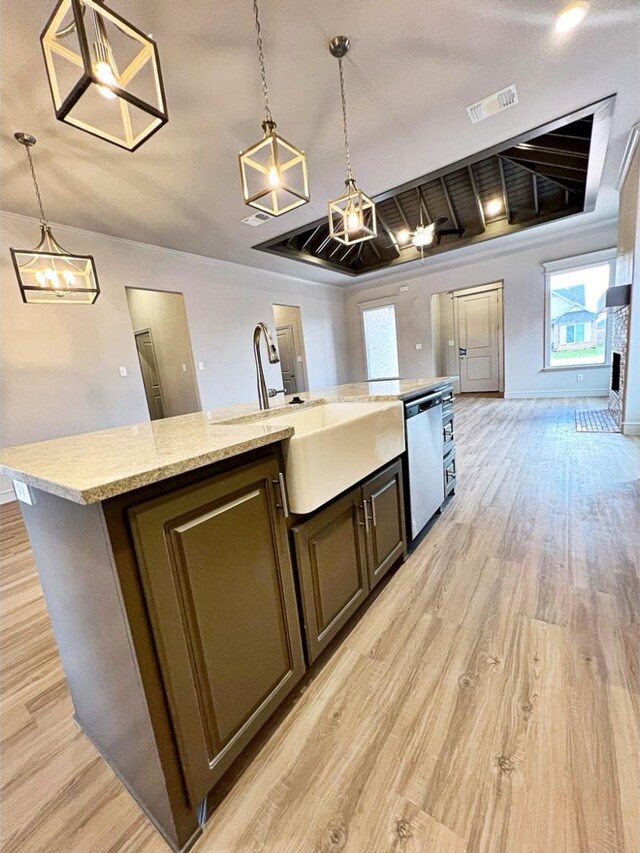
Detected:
left=293, top=488, right=369, bottom=663
left=362, top=460, right=406, bottom=590
left=128, top=456, right=305, bottom=805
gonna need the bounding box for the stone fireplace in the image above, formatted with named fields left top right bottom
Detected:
left=608, top=304, right=630, bottom=429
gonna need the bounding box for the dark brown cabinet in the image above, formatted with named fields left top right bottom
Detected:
left=362, top=460, right=406, bottom=590
left=293, top=460, right=406, bottom=662
left=127, top=455, right=305, bottom=806
left=293, top=488, right=369, bottom=663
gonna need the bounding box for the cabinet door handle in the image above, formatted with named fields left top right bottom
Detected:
left=370, top=495, right=377, bottom=528
left=358, top=500, right=370, bottom=534
left=273, top=473, right=290, bottom=518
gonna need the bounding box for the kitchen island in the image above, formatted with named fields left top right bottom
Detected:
left=0, top=377, right=456, bottom=852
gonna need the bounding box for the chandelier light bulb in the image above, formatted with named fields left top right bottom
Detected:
left=63, top=271, right=76, bottom=285
left=268, top=165, right=280, bottom=188
left=397, top=229, right=410, bottom=244
left=347, top=210, right=360, bottom=232
left=94, top=59, right=118, bottom=99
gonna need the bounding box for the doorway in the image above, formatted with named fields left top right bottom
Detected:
left=126, top=287, right=201, bottom=420
left=431, top=282, right=504, bottom=394
left=272, top=304, right=309, bottom=394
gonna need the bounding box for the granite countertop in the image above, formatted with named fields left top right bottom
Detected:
left=0, top=377, right=456, bottom=505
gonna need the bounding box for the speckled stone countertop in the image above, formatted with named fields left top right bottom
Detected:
left=0, top=377, right=456, bottom=505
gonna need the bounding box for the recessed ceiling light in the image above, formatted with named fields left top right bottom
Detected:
left=555, top=1, right=590, bottom=32
left=397, top=229, right=411, bottom=244
left=485, top=198, right=503, bottom=217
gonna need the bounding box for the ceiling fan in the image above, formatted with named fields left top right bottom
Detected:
left=397, top=217, right=464, bottom=252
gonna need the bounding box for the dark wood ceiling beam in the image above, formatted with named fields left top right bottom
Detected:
left=417, top=187, right=432, bottom=224
left=440, top=177, right=460, bottom=230
left=517, top=135, right=590, bottom=157
left=497, top=157, right=512, bottom=224
left=467, top=165, right=486, bottom=231
left=369, top=240, right=382, bottom=260
left=376, top=212, right=401, bottom=258
left=301, top=225, right=323, bottom=250
left=393, top=197, right=411, bottom=230
left=506, top=147, right=589, bottom=173
left=499, top=155, right=582, bottom=193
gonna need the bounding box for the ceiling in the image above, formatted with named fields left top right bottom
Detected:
left=1, top=0, right=638, bottom=287
left=256, top=103, right=612, bottom=275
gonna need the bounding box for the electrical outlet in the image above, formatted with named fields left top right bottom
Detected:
left=415, top=343, right=423, bottom=350
left=119, top=366, right=128, bottom=377
left=448, top=340, right=455, bottom=347
left=198, top=361, right=205, bottom=370
left=577, top=373, right=584, bottom=382
left=181, top=363, right=188, bottom=373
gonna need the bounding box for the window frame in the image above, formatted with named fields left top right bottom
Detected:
left=359, top=297, right=401, bottom=381
left=543, top=248, right=616, bottom=371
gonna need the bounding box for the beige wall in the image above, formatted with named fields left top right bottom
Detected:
left=345, top=220, right=617, bottom=398
left=126, top=287, right=201, bottom=418
left=1, top=211, right=349, bottom=501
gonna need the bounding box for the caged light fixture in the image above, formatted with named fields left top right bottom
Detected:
left=327, top=36, right=377, bottom=246
left=239, top=0, right=309, bottom=216
left=40, top=0, right=168, bottom=151
left=9, top=133, right=100, bottom=304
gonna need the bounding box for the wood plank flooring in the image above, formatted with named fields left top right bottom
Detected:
left=1, top=395, right=638, bottom=852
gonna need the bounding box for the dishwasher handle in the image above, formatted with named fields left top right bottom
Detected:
left=405, top=392, right=442, bottom=419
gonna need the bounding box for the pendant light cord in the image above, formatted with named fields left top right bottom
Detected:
left=338, top=57, right=354, bottom=182
left=253, top=0, right=273, bottom=124
left=23, top=144, right=48, bottom=227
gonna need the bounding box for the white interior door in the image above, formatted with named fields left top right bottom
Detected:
left=455, top=290, right=502, bottom=392
left=135, top=329, right=166, bottom=420
left=276, top=325, right=297, bottom=395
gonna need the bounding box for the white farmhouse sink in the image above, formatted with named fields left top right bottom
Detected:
left=264, top=401, right=405, bottom=514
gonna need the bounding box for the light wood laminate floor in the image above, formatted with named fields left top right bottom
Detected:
left=1, top=396, right=638, bottom=852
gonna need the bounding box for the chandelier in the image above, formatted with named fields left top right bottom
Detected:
left=40, top=0, right=168, bottom=151
left=327, top=36, right=377, bottom=246
left=239, top=0, right=309, bottom=216
left=9, top=133, right=100, bottom=304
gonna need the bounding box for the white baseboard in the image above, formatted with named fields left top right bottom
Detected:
left=622, top=421, right=640, bottom=436
left=504, top=389, right=609, bottom=399
left=0, top=488, right=16, bottom=505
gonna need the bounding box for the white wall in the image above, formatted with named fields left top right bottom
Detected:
left=345, top=220, right=618, bottom=399
left=1, top=211, right=349, bottom=500
left=616, top=136, right=640, bottom=435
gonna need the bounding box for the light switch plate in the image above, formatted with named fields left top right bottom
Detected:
left=296, top=355, right=303, bottom=362
left=181, top=363, right=187, bottom=372
left=415, top=343, right=422, bottom=350
left=448, top=340, right=455, bottom=347
left=13, top=480, right=34, bottom=505
left=198, top=361, right=205, bottom=370
left=119, top=366, right=128, bottom=377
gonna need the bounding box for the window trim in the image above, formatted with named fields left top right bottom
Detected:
left=543, top=248, right=616, bottom=371
left=359, top=299, right=401, bottom=381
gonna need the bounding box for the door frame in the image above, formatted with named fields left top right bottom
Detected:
left=451, top=281, right=504, bottom=394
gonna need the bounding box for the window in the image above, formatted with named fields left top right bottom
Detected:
left=361, top=302, right=399, bottom=380
left=544, top=249, right=615, bottom=369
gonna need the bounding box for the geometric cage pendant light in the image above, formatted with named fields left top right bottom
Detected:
left=239, top=0, right=309, bottom=216
left=9, top=133, right=100, bottom=304
left=40, top=0, right=168, bottom=151
left=327, top=36, right=377, bottom=246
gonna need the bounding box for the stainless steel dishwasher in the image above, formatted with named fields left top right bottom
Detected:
left=404, top=391, right=445, bottom=541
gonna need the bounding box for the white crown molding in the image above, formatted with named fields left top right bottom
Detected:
left=617, top=121, right=640, bottom=190
left=0, top=209, right=339, bottom=293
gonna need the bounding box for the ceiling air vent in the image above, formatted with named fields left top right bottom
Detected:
left=466, top=85, right=519, bottom=124
left=241, top=211, right=274, bottom=227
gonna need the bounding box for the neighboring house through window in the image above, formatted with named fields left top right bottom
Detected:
left=543, top=249, right=615, bottom=369
left=361, top=300, right=400, bottom=380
